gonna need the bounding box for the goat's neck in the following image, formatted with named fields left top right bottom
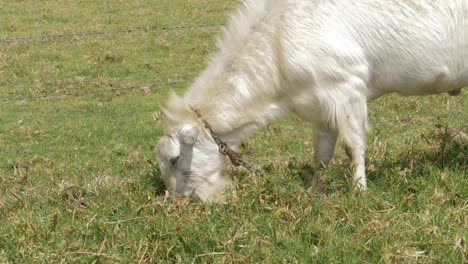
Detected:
left=184, top=21, right=285, bottom=147
left=186, top=63, right=285, bottom=147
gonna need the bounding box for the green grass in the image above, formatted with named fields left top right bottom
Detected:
left=0, top=0, right=467, bottom=263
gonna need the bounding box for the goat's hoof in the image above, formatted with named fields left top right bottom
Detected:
left=353, top=179, right=367, bottom=191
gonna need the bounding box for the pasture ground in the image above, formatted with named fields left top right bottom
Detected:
left=0, top=0, right=466, bottom=263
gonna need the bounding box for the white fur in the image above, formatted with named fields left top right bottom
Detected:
left=156, top=0, right=468, bottom=201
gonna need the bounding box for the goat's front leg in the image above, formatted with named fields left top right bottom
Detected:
left=312, top=126, right=338, bottom=192
left=337, top=94, right=368, bottom=190
left=344, top=140, right=367, bottom=190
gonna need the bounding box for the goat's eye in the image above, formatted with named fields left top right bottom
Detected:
left=170, top=156, right=180, bottom=166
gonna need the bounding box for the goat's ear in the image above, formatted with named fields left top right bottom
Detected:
left=177, top=124, right=200, bottom=146
left=163, top=91, right=183, bottom=122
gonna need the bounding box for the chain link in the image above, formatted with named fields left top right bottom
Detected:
left=237, top=158, right=265, bottom=177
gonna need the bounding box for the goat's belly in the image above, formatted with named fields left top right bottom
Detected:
left=370, top=65, right=466, bottom=98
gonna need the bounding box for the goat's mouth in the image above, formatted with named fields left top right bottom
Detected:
left=165, top=186, right=224, bottom=202
left=170, top=171, right=233, bottom=202
left=189, top=188, right=224, bottom=202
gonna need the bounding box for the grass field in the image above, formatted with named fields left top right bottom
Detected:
left=0, top=0, right=467, bottom=263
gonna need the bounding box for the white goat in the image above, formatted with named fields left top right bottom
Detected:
left=156, top=0, right=467, bottom=201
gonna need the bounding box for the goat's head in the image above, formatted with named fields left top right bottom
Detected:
left=156, top=120, right=233, bottom=202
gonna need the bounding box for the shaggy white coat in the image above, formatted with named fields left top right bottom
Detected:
left=156, top=0, right=467, bottom=201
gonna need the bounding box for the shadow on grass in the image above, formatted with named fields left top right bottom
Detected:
left=146, top=161, right=167, bottom=197
left=368, top=135, right=467, bottom=181
left=273, top=135, right=466, bottom=193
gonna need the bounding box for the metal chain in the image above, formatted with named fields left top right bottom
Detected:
left=192, top=108, right=264, bottom=176
left=236, top=158, right=265, bottom=177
